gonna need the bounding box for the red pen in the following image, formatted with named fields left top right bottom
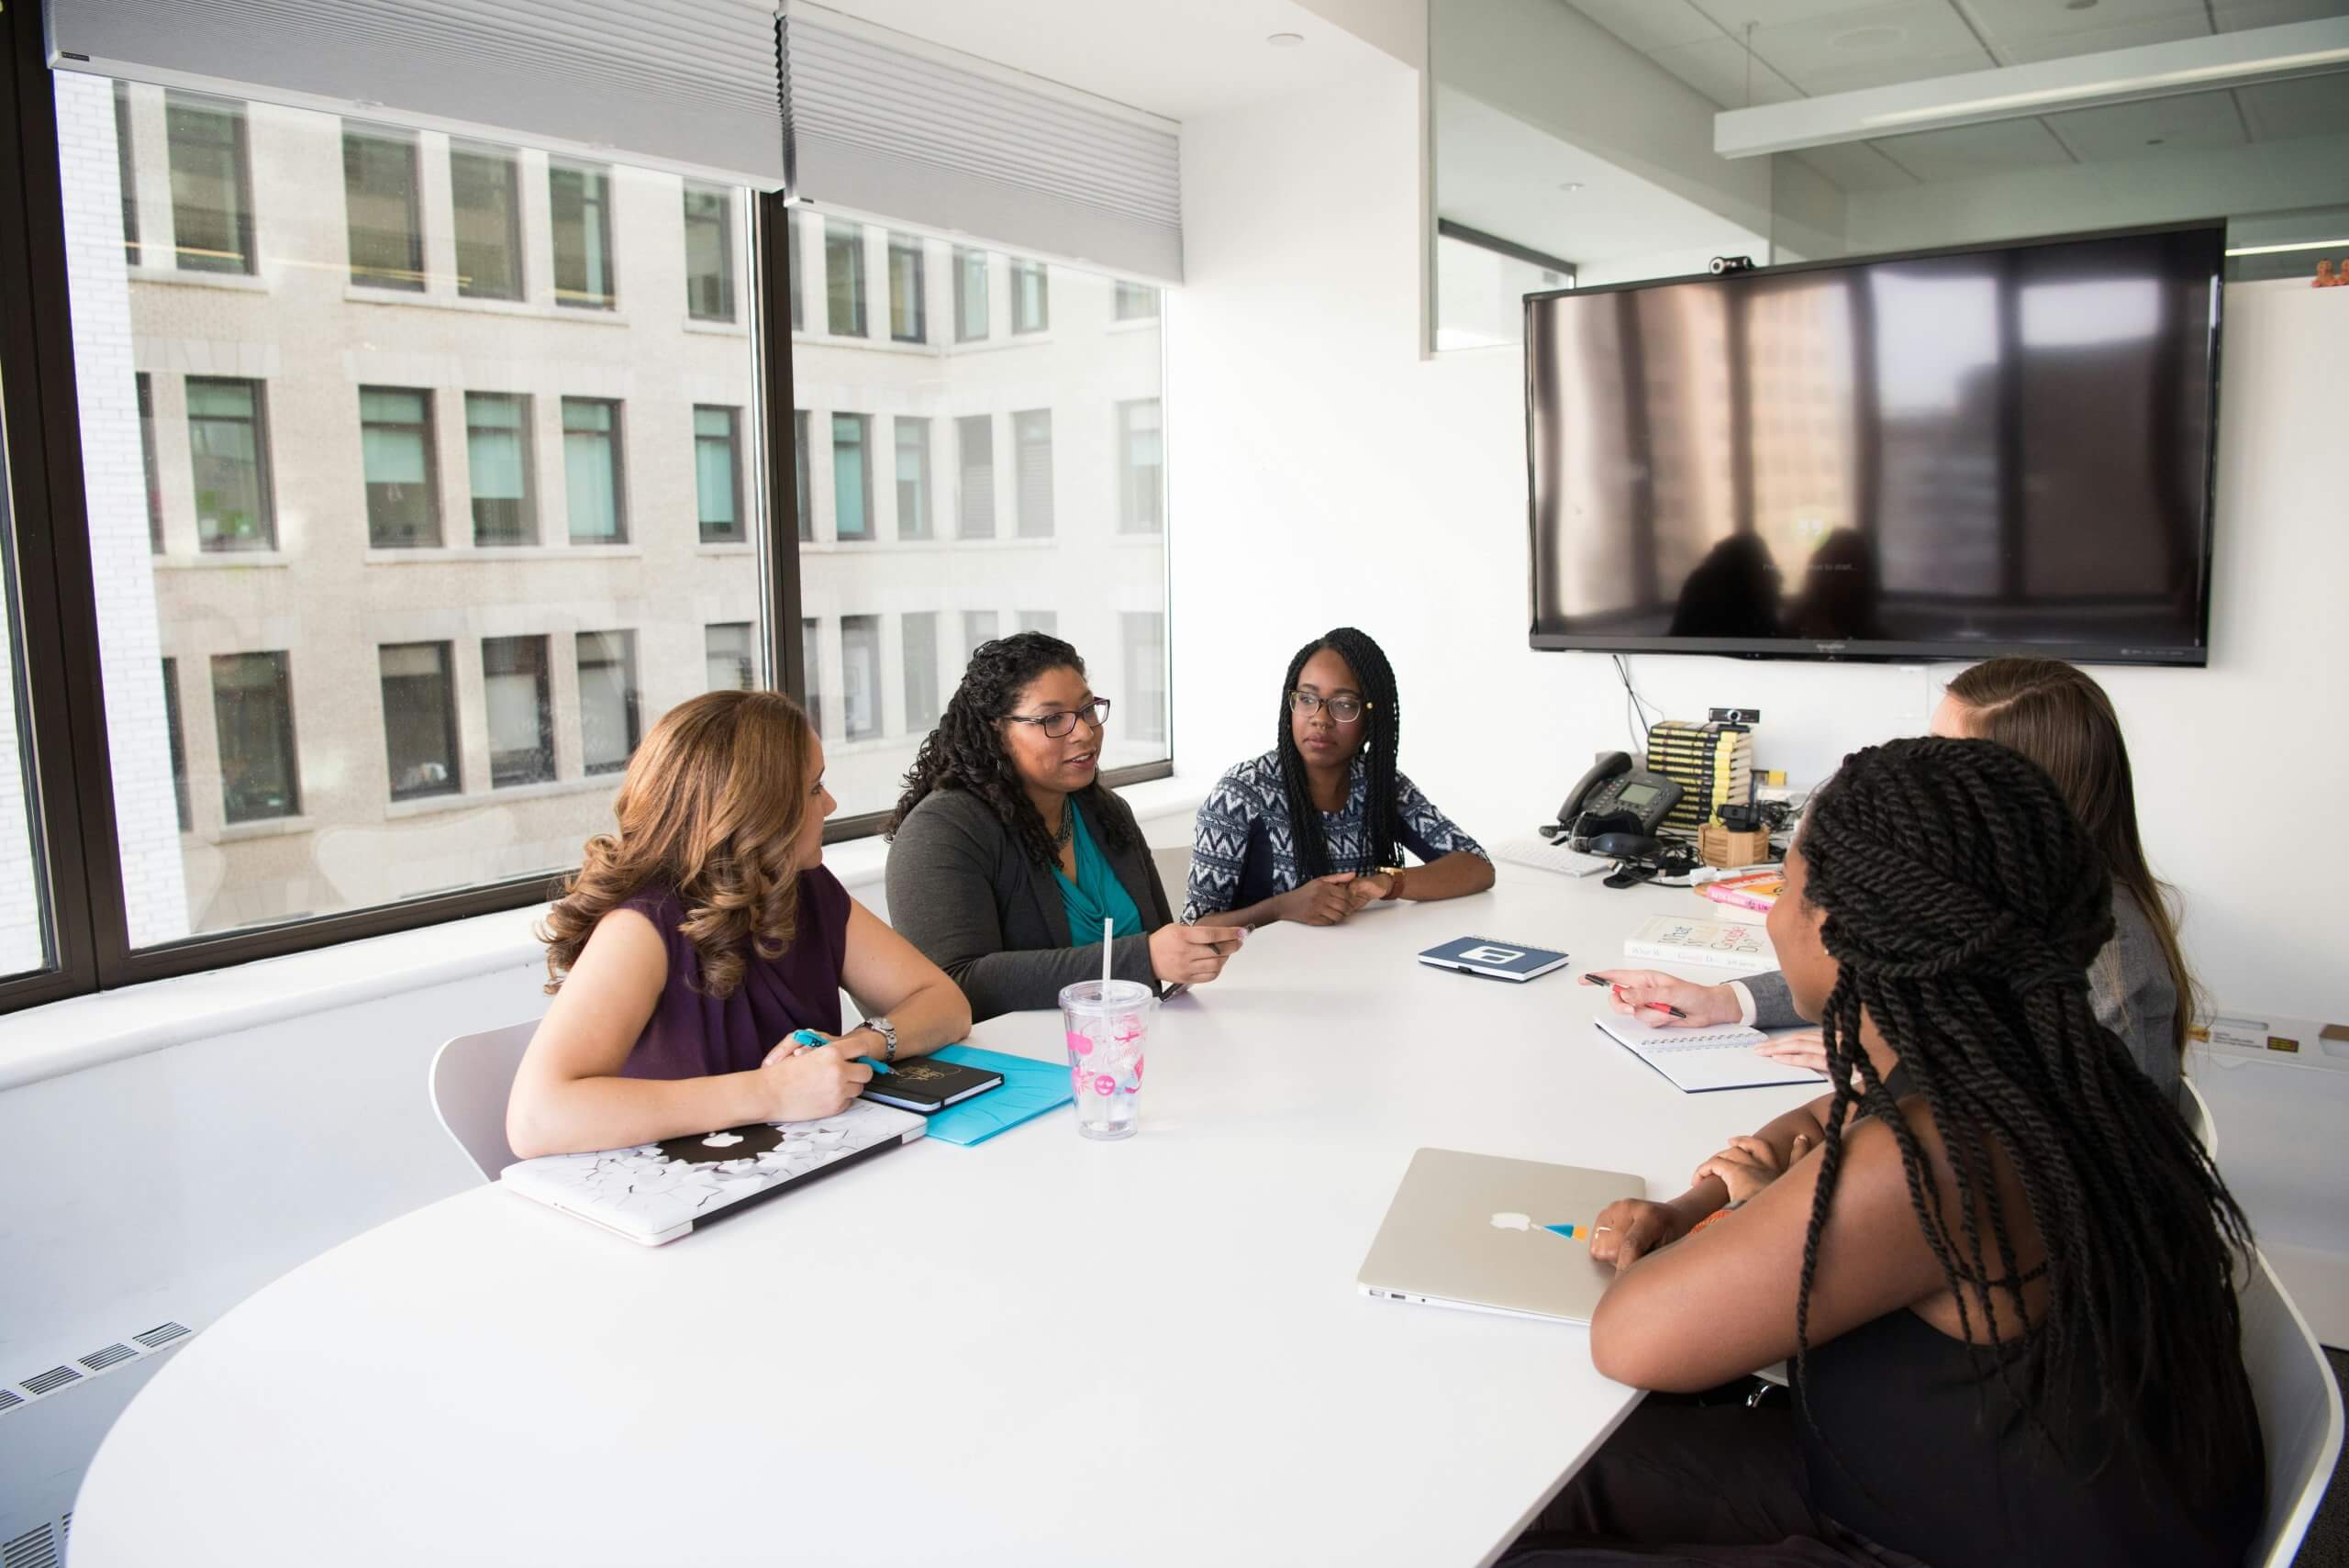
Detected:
left=1582, top=973, right=1688, bottom=1019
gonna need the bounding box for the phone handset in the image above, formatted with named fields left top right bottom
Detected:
left=1558, top=751, right=1631, bottom=827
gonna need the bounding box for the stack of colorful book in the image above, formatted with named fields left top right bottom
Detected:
left=1698, top=870, right=1782, bottom=925
left=1645, top=719, right=1754, bottom=836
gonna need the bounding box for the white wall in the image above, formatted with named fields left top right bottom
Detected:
left=1168, top=57, right=2349, bottom=1023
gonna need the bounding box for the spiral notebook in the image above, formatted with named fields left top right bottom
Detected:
left=1418, top=935, right=1572, bottom=982
left=1596, top=1014, right=1826, bottom=1093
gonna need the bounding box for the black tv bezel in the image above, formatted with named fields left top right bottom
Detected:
left=1520, top=218, right=2226, bottom=668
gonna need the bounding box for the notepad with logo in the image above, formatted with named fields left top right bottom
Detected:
left=1596, top=1013, right=1825, bottom=1093
left=1418, top=936, right=1572, bottom=982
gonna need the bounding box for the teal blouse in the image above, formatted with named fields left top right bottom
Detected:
left=1056, top=800, right=1143, bottom=944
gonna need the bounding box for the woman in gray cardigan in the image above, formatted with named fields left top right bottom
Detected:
left=885, top=632, right=1242, bottom=1022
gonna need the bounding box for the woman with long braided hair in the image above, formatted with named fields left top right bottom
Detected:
left=1512, top=738, right=2262, bottom=1567
left=1184, top=627, right=1492, bottom=928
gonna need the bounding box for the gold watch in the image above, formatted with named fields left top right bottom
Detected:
left=1379, top=864, right=1408, bottom=900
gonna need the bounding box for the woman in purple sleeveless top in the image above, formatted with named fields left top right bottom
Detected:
left=506, top=691, right=971, bottom=1158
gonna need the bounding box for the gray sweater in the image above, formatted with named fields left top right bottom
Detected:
left=1741, top=884, right=2181, bottom=1105
left=885, top=786, right=1174, bottom=1023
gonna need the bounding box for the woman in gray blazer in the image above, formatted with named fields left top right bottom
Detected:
left=885, top=632, right=1242, bottom=1022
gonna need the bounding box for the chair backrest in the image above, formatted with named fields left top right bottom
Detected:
left=2242, top=1247, right=2344, bottom=1568
left=428, top=1019, right=542, bottom=1181
left=2183, top=1075, right=2218, bottom=1162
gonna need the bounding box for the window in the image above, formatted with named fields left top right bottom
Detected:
left=483, top=636, right=554, bottom=787
left=549, top=162, right=616, bottom=308
left=953, top=247, right=987, bottom=341
left=706, top=622, right=754, bottom=692
left=956, top=415, right=994, bottom=539
left=164, top=94, right=252, bottom=275
left=1014, top=409, right=1053, bottom=538
left=894, top=417, right=930, bottom=540
left=902, top=612, right=940, bottom=731
left=888, top=232, right=925, bottom=342
left=1011, top=261, right=1049, bottom=333
left=562, top=397, right=626, bottom=543
left=451, top=143, right=523, bottom=300
left=465, top=392, right=536, bottom=545
left=1114, top=281, right=1159, bottom=320
left=575, top=630, right=640, bottom=774
left=962, top=609, right=997, bottom=662
left=795, top=410, right=811, bottom=542
left=695, top=406, right=742, bottom=543
left=1119, top=398, right=1163, bottom=533
left=137, top=373, right=161, bottom=551
left=1019, top=610, right=1058, bottom=635
left=832, top=413, right=873, bottom=540
left=801, top=618, right=823, bottom=736
left=114, top=82, right=139, bottom=268
left=826, top=220, right=866, bottom=337
left=185, top=377, right=273, bottom=551
left=683, top=183, right=735, bottom=321
left=789, top=211, right=806, bottom=333
left=161, top=659, right=190, bottom=831
left=342, top=127, right=423, bottom=290
left=379, top=641, right=460, bottom=800
left=1123, top=612, right=1166, bottom=743
left=360, top=387, right=440, bottom=548
left=841, top=616, right=881, bottom=740
left=212, top=651, right=299, bottom=822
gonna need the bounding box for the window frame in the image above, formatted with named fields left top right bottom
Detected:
left=683, top=182, right=736, bottom=322
left=341, top=123, right=425, bottom=292
left=464, top=390, right=537, bottom=545
left=694, top=403, right=744, bottom=544
left=185, top=375, right=277, bottom=552
left=378, top=639, right=462, bottom=803
left=359, top=384, right=442, bottom=548
left=548, top=159, right=617, bottom=310
left=161, top=90, right=255, bottom=276
left=450, top=140, right=524, bottom=302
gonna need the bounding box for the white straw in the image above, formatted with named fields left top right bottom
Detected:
left=1102, top=916, right=1114, bottom=995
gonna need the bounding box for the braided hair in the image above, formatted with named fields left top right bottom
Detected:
left=1791, top=737, right=2255, bottom=1508
left=1275, top=628, right=1403, bottom=878
left=885, top=631, right=1133, bottom=867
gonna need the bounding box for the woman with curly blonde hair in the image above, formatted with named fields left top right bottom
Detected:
left=507, top=690, right=970, bottom=1158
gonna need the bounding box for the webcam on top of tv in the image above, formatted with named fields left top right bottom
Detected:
left=1709, top=254, right=1756, bottom=276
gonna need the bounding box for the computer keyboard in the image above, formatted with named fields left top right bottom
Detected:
left=1490, top=833, right=1614, bottom=878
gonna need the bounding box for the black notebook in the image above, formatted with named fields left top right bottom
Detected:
left=858, top=1056, right=1006, bottom=1114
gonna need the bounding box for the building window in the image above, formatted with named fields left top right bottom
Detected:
left=706, top=622, right=754, bottom=692
left=360, top=386, right=440, bottom=548
left=832, top=413, right=873, bottom=541
left=1114, top=281, right=1160, bottom=320
left=161, top=658, right=190, bottom=831
left=795, top=410, right=811, bottom=542
left=575, top=630, right=640, bottom=774
left=841, top=616, right=881, bottom=740
left=137, top=373, right=161, bottom=551
left=1019, top=610, right=1058, bottom=635
left=451, top=143, right=523, bottom=300
left=954, top=246, right=987, bottom=341
left=114, top=82, right=139, bottom=268
left=801, top=618, right=824, bottom=737
left=211, top=651, right=299, bottom=822
left=902, top=612, right=940, bottom=731
left=1123, top=611, right=1167, bottom=743
left=956, top=414, right=994, bottom=539
left=342, top=126, right=424, bottom=290
left=164, top=94, right=253, bottom=275
left=562, top=397, right=626, bottom=543
left=1011, top=261, right=1049, bottom=333
left=465, top=392, right=536, bottom=545
left=826, top=219, right=866, bottom=337
left=1014, top=409, right=1053, bottom=538
left=483, top=636, right=554, bottom=787
left=683, top=183, right=735, bottom=322
left=1119, top=398, right=1163, bottom=533
left=962, top=609, right=997, bottom=663
left=549, top=162, right=616, bottom=309
left=185, top=377, right=274, bottom=551
left=695, top=405, right=743, bottom=543
left=894, top=417, right=930, bottom=540
left=379, top=641, right=461, bottom=801
left=888, top=232, right=926, bottom=342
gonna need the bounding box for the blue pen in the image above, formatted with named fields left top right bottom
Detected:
left=790, top=1027, right=891, bottom=1073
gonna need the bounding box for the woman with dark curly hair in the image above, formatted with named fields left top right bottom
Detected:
left=885, top=631, right=1242, bottom=1021
left=506, top=689, right=969, bottom=1158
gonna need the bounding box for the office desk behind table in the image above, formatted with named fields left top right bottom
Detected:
left=71, top=865, right=1816, bottom=1568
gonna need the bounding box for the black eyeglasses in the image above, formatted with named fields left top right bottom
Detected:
left=1289, top=690, right=1370, bottom=724
left=1003, top=697, right=1112, bottom=739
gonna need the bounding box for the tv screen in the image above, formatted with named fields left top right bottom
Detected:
left=1526, top=224, right=2221, bottom=664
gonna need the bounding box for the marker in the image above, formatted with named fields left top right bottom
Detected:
left=1580, top=973, right=1687, bottom=1019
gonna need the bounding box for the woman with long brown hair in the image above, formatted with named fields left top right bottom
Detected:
left=507, top=690, right=969, bottom=1159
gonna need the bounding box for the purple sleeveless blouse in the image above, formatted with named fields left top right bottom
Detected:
left=616, top=868, right=852, bottom=1081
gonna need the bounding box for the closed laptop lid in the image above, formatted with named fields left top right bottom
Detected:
left=1357, top=1148, right=1645, bottom=1324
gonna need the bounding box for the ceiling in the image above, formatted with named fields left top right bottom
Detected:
left=1564, top=0, right=2349, bottom=192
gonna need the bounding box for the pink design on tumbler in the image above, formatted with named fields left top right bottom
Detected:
left=1092, top=1073, right=1117, bottom=1096
left=1066, top=1031, right=1094, bottom=1057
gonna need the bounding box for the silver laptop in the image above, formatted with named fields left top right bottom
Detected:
left=500, top=1099, right=926, bottom=1246
left=1357, top=1148, right=1645, bottom=1323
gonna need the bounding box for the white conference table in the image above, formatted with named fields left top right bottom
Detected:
left=72, top=865, right=1816, bottom=1568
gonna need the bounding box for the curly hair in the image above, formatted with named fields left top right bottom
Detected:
left=1276, top=627, right=1403, bottom=877
left=885, top=631, right=1133, bottom=865
left=539, top=690, right=821, bottom=1000
left=1790, top=737, right=2255, bottom=1510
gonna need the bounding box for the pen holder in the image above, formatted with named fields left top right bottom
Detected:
left=1697, top=820, right=1772, bottom=869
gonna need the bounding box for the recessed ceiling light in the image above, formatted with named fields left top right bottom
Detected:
left=1831, top=25, right=1906, bottom=50
left=1266, top=31, right=1304, bottom=47
left=1557, top=181, right=1585, bottom=193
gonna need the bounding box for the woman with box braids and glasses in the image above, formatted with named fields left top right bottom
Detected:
left=1186, top=627, right=1492, bottom=929
left=885, top=631, right=1241, bottom=1022
left=1506, top=737, right=2262, bottom=1568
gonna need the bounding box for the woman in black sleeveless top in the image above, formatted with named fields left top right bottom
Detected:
left=1508, top=738, right=2263, bottom=1568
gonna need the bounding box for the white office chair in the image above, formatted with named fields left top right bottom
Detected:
left=2183, top=1076, right=2219, bottom=1162
left=428, top=1019, right=541, bottom=1181
left=2242, top=1246, right=2344, bottom=1568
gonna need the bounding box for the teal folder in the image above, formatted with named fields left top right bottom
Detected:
left=918, top=1044, right=1074, bottom=1146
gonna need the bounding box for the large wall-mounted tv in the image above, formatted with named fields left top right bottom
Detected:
left=1525, top=223, right=2221, bottom=665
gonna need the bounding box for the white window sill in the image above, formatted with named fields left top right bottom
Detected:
left=1106, top=317, right=1163, bottom=334
left=362, top=545, right=642, bottom=564
left=384, top=774, right=613, bottom=819
left=337, top=285, right=635, bottom=327
left=155, top=550, right=290, bottom=569
left=695, top=539, right=754, bottom=555
left=216, top=814, right=314, bottom=843
left=129, top=266, right=266, bottom=292
left=800, top=536, right=1055, bottom=553
left=0, top=775, right=1202, bottom=1094
left=683, top=316, right=749, bottom=337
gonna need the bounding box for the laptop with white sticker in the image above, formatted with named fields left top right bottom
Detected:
left=1358, top=1148, right=1644, bottom=1324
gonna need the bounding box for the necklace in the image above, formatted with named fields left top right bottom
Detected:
left=1054, top=802, right=1076, bottom=851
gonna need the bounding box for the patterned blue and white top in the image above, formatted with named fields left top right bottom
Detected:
left=1182, top=751, right=1487, bottom=922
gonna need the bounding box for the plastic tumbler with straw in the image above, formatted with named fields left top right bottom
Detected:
left=1059, top=916, right=1153, bottom=1140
